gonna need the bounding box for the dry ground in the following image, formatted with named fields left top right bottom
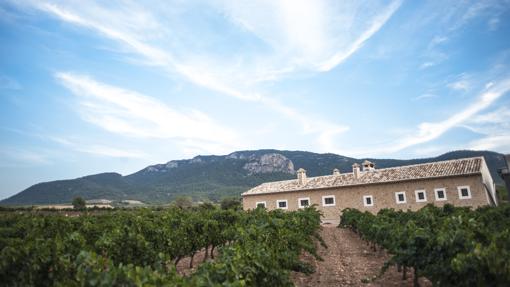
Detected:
left=175, top=247, right=218, bottom=276
left=292, top=224, right=432, bottom=287
left=175, top=225, right=432, bottom=286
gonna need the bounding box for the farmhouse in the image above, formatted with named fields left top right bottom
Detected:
left=242, top=157, right=498, bottom=221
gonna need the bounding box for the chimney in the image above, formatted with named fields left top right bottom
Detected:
left=333, top=168, right=340, bottom=176
left=297, top=168, right=307, bottom=185
left=352, top=163, right=360, bottom=179
left=362, top=160, right=375, bottom=172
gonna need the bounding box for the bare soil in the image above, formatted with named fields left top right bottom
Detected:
left=292, top=225, right=432, bottom=287
left=175, top=247, right=218, bottom=276
left=174, top=225, right=432, bottom=286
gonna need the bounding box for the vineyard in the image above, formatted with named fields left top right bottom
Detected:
left=340, top=204, right=510, bottom=286
left=2, top=204, right=510, bottom=286
left=0, top=206, right=323, bottom=286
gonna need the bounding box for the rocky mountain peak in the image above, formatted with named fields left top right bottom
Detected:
left=243, top=153, right=295, bottom=175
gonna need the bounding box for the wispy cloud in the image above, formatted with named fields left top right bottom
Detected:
left=20, top=0, right=362, bottom=151
left=469, top=135, right=510, bottom=151
left=55, top=72, right=246, bottom=155
left=338, top=77, right=510, bottom=156
left=389, top=77, right=510, bottom=153
left=316, top=0, right=402, bottom=71
left=414, top=93, right=438, bottom=101
left=417, top=1, right=506, bottom=71
left=462, top=106, right=510, bottom=152
left=447, top=78, right=470, bottom=92
left=469, top=106, right=510, bottom=125
left=487, top=17, right=501, bottom=31
left=218, top=0, right=402, bottom=74
left=0, top=147, right=52, bottom=166
left=48, top=136, right=149, bottom=159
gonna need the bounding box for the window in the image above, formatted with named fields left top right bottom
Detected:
left=457, top=186, right=472, bottom=199
left=363, top=195, right=374, bottom=207
left=322, top=195, right=336, bottom=207
left=415, top=190, right=427, bottom=203
left=395, top=191, right=406, bottom=204
left=434, top=188, right=447, bottom=201
left=256, top=201, right=266, bottom=208
left=276, top=199, right=288, bottom=209
left=298, top=197, right=310, bottom=208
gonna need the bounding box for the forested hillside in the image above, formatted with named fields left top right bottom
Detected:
left=1, top=149, right=506, bottom=205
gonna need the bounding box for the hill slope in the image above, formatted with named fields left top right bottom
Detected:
left=1, top=149, right=506, bottom=205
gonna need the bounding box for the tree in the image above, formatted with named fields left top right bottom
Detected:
left=72, top=197, right=86, bottom=210
left=173, top=196, right=193, bottom=209
left=220, top=197, right=241, bottom=210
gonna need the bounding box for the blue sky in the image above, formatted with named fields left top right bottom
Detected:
left=1, top=0, right=510, bottom=199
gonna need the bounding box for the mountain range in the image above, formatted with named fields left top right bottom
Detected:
left=1, top=149, right=507, bottom=205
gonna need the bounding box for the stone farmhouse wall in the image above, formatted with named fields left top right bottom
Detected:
left=242, top=174, right=490, bottom=221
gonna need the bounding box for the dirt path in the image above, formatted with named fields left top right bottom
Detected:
left=292, top=225, right=431, bottom=287
left=175, top=247, right=218, bottom=276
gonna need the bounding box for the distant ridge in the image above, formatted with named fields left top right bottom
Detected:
left=1, top=149, right=506, bottom=205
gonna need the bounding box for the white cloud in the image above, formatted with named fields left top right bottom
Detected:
left=337, top=77, right=510, bottom=157
left=448, top=79, right=470, bottom=91
left=0, top=147, right=52, bottom=166
left=317, top=0, right=402, bottom=71
left=48, top=136, right=149, bottom=159
left=78, top=145, right=148, bottom=159
left=469, top=135, right=510, bottom=151
left=18, top=0, right=358, bottom=151
left=414, top=93, right=438, bottom=101
left=218, top=0, right=402, bottom=74
left=27, top=1, right=401, bottom=85
left=420, top=62, right=436, bottom=69
left=445, top=73, right=474, bottom=92
left=55, top=72, right=246, bottom=155
left=392, top=78, right=510, bottom=151
left=469, top=107, right=510, bottom=124
left=488, top=17, right=500, bottom=31
left=462, top=106, right=510, bottom=152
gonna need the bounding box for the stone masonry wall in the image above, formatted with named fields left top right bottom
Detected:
left=242, top=174, right=489, bottom=221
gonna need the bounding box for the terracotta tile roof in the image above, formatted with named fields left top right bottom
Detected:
left=242, top=157, right=483, bottom=196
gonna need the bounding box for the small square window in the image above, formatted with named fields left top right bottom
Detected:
left=276, top=200, right=288, bottom=209
left=322, top=196, right=335, bottom=207
left=415, top=190, right=427, bottom=203
left=298, top=197, right=310, bottom=208
left=457, top=186, right=472, bottom=199
left=395, top=191, right=406, bottom=204
left=256, top=201, right=266, bottom=208
left=363, top=195, right=373, bottom=207
left=434, top=188, right=447, bottom=201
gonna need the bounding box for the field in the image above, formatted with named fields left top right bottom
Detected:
left=0, top=206, right=322, bottom=286
left=1, top=204, right=509, bottom=286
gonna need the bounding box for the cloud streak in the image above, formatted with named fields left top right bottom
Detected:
left=336, top=77, right=510, bottom=157
left=56, top=72, right=246, bottom=155
left=49, top=136, right=149, bottom=159
left=17, top=0, right=398, bottom=150
left=388, top=77, right=510, bottom=153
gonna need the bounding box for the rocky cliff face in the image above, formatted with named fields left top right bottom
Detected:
left=243, top=153, right=295, bottom=175
left=143, top=160, right=179, bottom=173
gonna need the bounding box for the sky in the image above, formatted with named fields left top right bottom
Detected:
left=1, top=0, right=510, bottom=199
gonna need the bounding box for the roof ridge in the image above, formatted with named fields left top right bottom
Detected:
left=367, top=156, right=483, bottom=173
left=242, top=156, right=483, bottom=196
left=298, top=156, right=483, bottom=181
